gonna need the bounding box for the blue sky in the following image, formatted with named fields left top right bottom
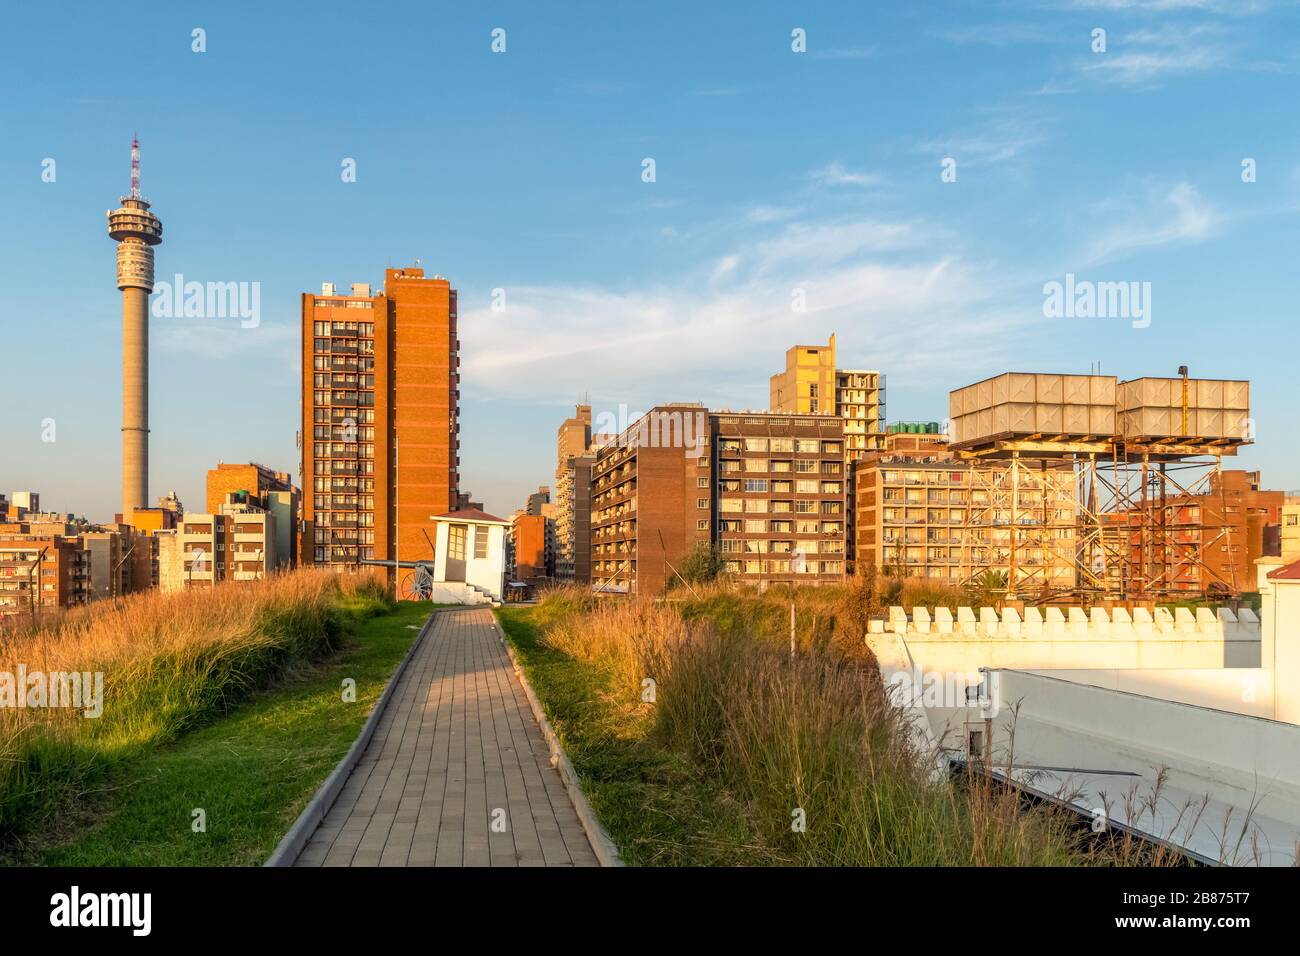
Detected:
left=2, top=0, right=1298, bottom=521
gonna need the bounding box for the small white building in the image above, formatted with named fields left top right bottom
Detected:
left=425, top=509, right=510, bottom=605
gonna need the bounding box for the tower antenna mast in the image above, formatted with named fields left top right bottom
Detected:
left=130, top=134, right=140, bottom=199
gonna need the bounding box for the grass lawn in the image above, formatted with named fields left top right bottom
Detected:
left=22, top=601, right=436, bottom=867
left=494, top=606, right=782, bottom=866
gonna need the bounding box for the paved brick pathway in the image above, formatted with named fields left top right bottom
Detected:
left=294, top=607, right=599, bottom=867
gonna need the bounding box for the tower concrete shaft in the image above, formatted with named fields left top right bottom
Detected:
left=107, top=137, right=163, bottom=521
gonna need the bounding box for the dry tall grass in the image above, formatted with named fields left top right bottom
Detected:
left=0, top=570, right=389, bottom=840
left=529, top=587, right=1163, bottom=866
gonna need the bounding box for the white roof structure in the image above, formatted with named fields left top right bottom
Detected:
left=956, top=670, right=1300, bottom=866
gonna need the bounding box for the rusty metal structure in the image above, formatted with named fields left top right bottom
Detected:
left=949, top=370, right=1252, bottom=601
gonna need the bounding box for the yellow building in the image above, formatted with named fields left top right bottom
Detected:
left=770, top=335, right=885, bottom=572
left=769, top=334, right=884, bottom=458
left=1283, top=498, right=1300, bottom=562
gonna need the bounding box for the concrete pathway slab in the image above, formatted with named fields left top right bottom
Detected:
left=294, top=607, right=598, bottom=867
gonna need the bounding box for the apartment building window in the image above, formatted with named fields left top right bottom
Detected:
left=720, top=499, right=742, bottom=513
left=744, top=519, right=766, bottom=533
left=744, top=479, right=768, bottom=493
left=697, top=498, right=709, bottom=509
left=771, top=438, right=794, bottom=453
left=745, top=459, right=769, bottom=472
left=772, top=480, right=792, bottom=493
left=744, top=499, right=768, bottom=513
left=697, top=477, right=709, bottom=488
left=745, top=438, right=768, bottom=452
left=797, top=439, right=819, bottom=453
left=796, top=480, right=818, bottom=493
left=696, top=519, right=709, bottom=531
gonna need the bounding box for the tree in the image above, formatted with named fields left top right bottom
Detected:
left=967, top=569, right=1008, bottom=606
left=671, top=541, right=727, bottom=589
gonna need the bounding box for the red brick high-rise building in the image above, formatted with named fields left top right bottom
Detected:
left=301, top=268, right=459, bottom=572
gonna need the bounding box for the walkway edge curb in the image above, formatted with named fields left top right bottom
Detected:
left=494, top=616, right=625, bottom=868
left=264, top=606, right=446, bottom=867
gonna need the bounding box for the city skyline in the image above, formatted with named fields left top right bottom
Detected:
left=4, top=1, right=1300, bottom=521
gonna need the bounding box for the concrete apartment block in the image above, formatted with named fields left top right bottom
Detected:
left=590, top=404, right=710, bottom=595
left=0, top=532, right=86, bottom=617
left=855, top=445, right=1078, bottom=590
left=301, top=268, right=459, bottom=574
left=206, top=462, right=301, bottom=567
left=512, top=513, right=552, bottom=582
left=713, top=411, right=847, bottom=587
left=590, top=406, right=848, bottom=595
left=159, top=499, right=277, bottom=592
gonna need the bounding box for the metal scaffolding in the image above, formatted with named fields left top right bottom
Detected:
left=954, top=437, right=1243, bottom=602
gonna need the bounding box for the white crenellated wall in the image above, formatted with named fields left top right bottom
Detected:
left=869, top=604, right=1261, bottom=670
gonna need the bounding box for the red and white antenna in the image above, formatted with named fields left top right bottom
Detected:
left=130, top=134, right=140, bottom=199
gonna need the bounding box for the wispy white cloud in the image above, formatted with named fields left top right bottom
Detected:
left=1080, top=23, right=1230, bottom=84
left=156, top=319, right=298, bottom=365
left=918, top=110, right=1049, bottom=166
left=808, top=162, right=882, bottom=188
left=1083, top=182, right=1219, bottom=263
left=744, top=204, right=802, bottom=224
left=751, top=219, right=919, bottom=272
left=458, top=211, right=1035, bottom=410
